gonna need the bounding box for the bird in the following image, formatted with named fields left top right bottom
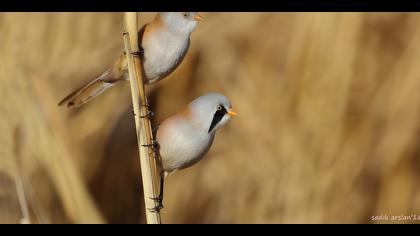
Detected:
left=150, top=93, right=237, bottom=212
left=58, top=12, right=203, bottom=108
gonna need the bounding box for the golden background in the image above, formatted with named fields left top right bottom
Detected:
left=1, top=12, right=420, bottom=223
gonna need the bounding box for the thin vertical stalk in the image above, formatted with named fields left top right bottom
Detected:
left=123, top=12, right=161, bottom=224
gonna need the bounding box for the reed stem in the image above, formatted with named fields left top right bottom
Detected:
left=123, top=12, right=161, bottom=224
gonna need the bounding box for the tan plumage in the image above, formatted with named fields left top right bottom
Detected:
left=58, top=55, right=127, bottom=107
left=58, top=12, right=202, bottom=108
left=157, top=93, right=236, bottom=174
left=151, top=93, right=236, bottom=211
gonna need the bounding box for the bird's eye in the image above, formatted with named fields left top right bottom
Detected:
left=183, top=12, right=189, bottom=17
left=217, top=105, right=223, bottom=111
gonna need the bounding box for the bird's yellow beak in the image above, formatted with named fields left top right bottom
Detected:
left=227, top=109, right=237, bottom=117
left=193, top=14, right=204, bottom=22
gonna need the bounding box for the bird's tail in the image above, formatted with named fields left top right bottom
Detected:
left=58, top=55, right=128, bottom=108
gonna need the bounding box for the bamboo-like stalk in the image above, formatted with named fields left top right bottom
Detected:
left=123, top=12, right=161, bottom=224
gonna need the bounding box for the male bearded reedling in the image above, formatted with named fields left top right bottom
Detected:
left=150, top=93, right=237, bottom=212
left=58, top=12, right=203, bottom=108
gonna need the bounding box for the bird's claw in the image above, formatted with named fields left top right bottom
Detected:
left=148, top=203, right=164, bottom=213
left=139, top=104, right=154, bottom=119
left=148, top=195, right=164, bottom=212
left=140, top=110, right=154, bottom=119
left=149, top=195, right=163, bottom=202
left=131, top=47, right=144, bottom=57
left=141, top=139, right=159, bottom=149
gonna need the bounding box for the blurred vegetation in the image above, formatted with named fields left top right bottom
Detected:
left=1, top=12, right=420, bottom=223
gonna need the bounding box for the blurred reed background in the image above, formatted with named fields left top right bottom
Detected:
left=1, top=12, right=420, bottom=224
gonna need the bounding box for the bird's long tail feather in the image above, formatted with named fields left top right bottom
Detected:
left=58, top=55, right=128, bottom=108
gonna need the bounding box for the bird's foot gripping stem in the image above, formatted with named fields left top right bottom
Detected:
left=148, top=195, right=164, bottom=213
left=139, top=104, right=154, bottom=119
left=131, top=47, right=145, bottom=57
left=140, top=110, right=154, bottom=119
left=148, top=204, right=163, bottom=213
left=141, top=139, right=158, bottom=149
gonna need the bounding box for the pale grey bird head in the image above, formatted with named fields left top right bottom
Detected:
left=156, top=93, right=236, bottom=175
left=188, top=93, right=237, bottom=134
left=158, top=12, right=202, bottom=35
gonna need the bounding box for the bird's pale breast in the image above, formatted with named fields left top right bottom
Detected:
left=142, top=26, right=190, bottom=84
left=156, top=116, right=214, bottom=173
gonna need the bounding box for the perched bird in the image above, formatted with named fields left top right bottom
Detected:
left=58, top=12, right=203, bottom=108
left=151, top=93, right=237, bottom=211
